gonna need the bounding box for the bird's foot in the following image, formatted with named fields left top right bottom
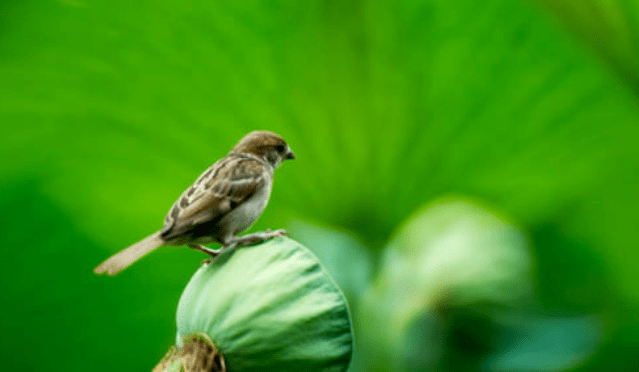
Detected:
left=200, top=241, right=239, bottom=265
left=198, top=230, right=288, bottom=266
left=190, top=244, right=225, bottom=266
left=190, top=244, right=223, bottom=256
left=264, top=228, right=288, bottom=237
left=231, top=229, right=288, bottom=248
left=201, top=257, right=216, bottom=265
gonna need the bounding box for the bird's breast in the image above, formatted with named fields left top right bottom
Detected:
left=226, top=176, right=273, bottom=235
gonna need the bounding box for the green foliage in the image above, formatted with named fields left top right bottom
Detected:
left=176, top=238, right=353, bottom=372
left=1, top=0, right=639, bottom=370
left=534, top=0, right=639, bottom=91
left=3, top=0, right=639, bottom=247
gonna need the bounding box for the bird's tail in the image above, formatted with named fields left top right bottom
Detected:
left=94, top=231, right=165, bottom=276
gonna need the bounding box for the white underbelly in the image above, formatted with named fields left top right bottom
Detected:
left=220, top=177, right=272, bottom=239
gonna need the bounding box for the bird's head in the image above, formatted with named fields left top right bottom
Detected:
left=231, top=131, right=295, bottom=168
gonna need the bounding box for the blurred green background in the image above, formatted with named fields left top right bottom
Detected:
left=2, top=0, right=639, bottom=370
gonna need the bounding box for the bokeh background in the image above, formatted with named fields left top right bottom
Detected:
left=2, top=0, right=639, bottom=370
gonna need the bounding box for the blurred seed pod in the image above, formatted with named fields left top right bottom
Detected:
left=357, top=198, right=600, bottom=371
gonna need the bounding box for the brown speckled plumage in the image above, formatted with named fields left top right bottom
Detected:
left=160, top=155, right=267, bottom=242
left=94, top=131, right=295, bottom=276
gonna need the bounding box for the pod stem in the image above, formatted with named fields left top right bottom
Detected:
left=153, top=332, right=226, bottom=372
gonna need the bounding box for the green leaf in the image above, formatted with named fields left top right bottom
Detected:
left=175, top=237, right=353, bottom=372
left=533, top=0, right=639, bottom=92
left=2, top=0, right=639, bottom=371
left=2, top=0, right=639, bottom=250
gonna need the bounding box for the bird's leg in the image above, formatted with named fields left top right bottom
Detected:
left=189, top=244, right=224, bottom=261
left=193, top=242, right=238, bottom=265
left=230, top=229, right=288, bottom=248
left=197, top=230, right=287, bottom=265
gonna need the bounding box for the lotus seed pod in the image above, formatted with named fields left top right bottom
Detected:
left=174, top=237, right=353, bottom=372
left=358, top=198, right=534, bottom=371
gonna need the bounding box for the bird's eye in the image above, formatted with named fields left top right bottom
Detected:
left=276, top=144, right=286, bottom=153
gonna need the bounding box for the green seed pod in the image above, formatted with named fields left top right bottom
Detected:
left=173, top=237, right=353, bottom=372
left=358, top=198, right=533, bottom=372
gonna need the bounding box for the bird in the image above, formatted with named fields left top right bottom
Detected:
left=94, top=130, right=295, bottom=276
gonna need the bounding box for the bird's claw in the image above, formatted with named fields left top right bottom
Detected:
left=224, top=241, right=238, bottom=251
left=201, top=257, right=215, bottom=266
left=201, top=230, right=289, bottom=266
left=264, top=228, right=287, bottom=236
left=270, top=229, right=288, bottom=237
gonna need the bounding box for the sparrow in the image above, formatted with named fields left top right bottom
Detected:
left=94, top=130, right=295, bottom=276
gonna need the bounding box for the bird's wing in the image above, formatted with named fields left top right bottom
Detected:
left=160, top=156, right=268, bottom=241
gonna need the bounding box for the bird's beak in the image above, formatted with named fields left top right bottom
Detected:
left=285, top=149, right=296, bottom=160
